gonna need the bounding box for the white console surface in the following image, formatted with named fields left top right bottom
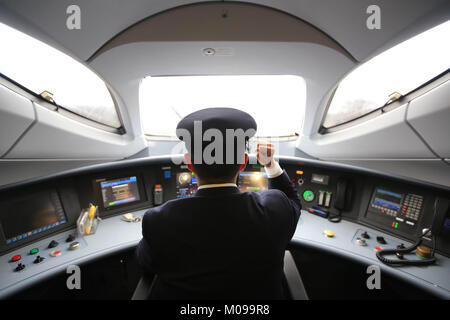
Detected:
left=0, top=210, right=449, bottom=299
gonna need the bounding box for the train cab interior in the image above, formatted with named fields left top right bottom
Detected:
left=0, top=1, right=449, bottom=301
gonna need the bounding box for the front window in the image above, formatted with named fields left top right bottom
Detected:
left=139, top=75, right=306, bottom=137
left=323, top=20, right=450, bottom=129
left=0, top=22, right=121, bottom=128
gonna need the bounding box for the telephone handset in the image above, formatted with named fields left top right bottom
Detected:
left=328, top=178, right=352, bottom=223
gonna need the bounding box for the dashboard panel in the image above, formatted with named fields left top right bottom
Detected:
left=0, top=155, right=449, bottom=298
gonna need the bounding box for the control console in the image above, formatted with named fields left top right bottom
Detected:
left=6, top=232, right=85, bottom=273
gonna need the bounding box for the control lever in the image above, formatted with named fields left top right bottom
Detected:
left=328, top=178, right=351, bottom=223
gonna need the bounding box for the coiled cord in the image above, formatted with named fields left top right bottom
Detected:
left=376, top=198, right=439, bottom=266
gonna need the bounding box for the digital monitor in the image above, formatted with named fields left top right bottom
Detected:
left=176, top=172, right=198, bottom=198
left=372, top=188, right=403, bottom=211
left=99, top=176, right=141, bottom=208
left=0, top=190, right=67, bottom=245
left=238, top=171, right=268, bottom=192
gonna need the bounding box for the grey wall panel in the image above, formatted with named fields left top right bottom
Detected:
left=298, top=105, right=435, bottom=159
left=0, top=84, right=35, bottom=157
left=407, top=81, right=450, bottom=158
left=5, top=102, right=146, bottom=159
left=0, top=159, right=107, bottom=187
left=334, top=159, right=450, bottom=187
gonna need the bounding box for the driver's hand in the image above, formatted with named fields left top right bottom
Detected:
left=256, top=142, right=275, bottom=168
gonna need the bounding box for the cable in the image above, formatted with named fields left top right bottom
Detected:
left=376, top=198, right=439, bottom=266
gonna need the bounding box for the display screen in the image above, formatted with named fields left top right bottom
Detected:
left=99, top=176, right=141, bottom=208
left=0, top=190, right=67, bottom=245
left=238, top=171, right=268, bottom=192
left=373, top=188, right=403, bottom=211
left=176, top=172, right=198, bottom=198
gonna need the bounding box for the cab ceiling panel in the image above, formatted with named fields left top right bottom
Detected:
left=0, top=0, right=448, bottom=62
left=407, top=80, right=450, bottom=158
left=0, top=84, right=35, bottom=157
left=90, top=2, right=352, bottom=60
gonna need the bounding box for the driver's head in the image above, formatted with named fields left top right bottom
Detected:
left=176, top=108, right=257, bottom=183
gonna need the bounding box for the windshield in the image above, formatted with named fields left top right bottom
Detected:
left=323, top=20, right=450, bottom=128
left=0, top=22, right=121, bottom=128
left=140, top=75, right=306, bottom=137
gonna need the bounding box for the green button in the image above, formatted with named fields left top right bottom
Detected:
left=302, top=190, right=315, bottom=202
left=29, top=248, right=39, bottom=255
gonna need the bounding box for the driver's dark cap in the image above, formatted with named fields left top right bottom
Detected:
left=176, top=107, right=257, bottom=164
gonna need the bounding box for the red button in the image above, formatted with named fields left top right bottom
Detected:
left=11, top=255, right=21, bottom=262
left=50, top=250, right=62, bottom=257
left=374, top=246, right=382, bottom=251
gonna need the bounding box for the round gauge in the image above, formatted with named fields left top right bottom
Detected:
left=178, top=172, right=191, bottom=184
left=302, top=190, right=315, bottom=202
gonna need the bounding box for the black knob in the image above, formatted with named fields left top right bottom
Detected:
left=397, top=243, right=405, bottom=249
left=66, top=234, right=75, bottom=242
left=395, top=252, right=404, bottom=259
left=361, top=231, right=370, bottom=239
left=15, top=263, right=25, bottom=272
left=33, top=256, right=45, bottom=264
left=376, top=236, right=387, bottom=244
left=48, top=240, right=59, bottom=248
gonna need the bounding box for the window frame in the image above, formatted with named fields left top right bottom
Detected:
left=319, top=69, right=450, bottom=134
left=0, top=72, right=126, bottom=134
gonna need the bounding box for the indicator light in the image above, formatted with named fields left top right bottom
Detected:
left=11, top=255, right=21, bottom=262
left=155, top=184, right=162, bottom=188
left=296, top=170, right=304, bottom=175
left=302, top=190, right=315, bottom=202
left=29, top=248, right=39, bottom=255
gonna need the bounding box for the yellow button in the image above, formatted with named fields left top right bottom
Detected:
left=323, top=230, right=334, bottom=237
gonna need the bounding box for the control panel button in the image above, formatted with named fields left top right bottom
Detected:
left=302, top=190, right=315, bottom=202
left=69, top=241, right=80, bottom=251
left=356, top=238, right=367, bottom=246
left=29, top=248, right=39, bottom=255
left=323, top=229, right=334, bottom=238
left=11, top=255, right=21, bottom=262
left=48, top=240, right=59, bottom=248
left=33, top=256, right=45, bottom=264
left=376, top=236, right=387, bottom=244
left=324, top=192, right=332, bottom=207
left=318, top=191, right=325, bottom=206
left=361, top=231, right=370, bottom=239
left=66, top=234, right=75, bottom=242
left=50, top=250, right=62, bottom=257
left=15, top=263, right=25, bottom=272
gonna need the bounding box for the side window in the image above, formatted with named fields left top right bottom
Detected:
left=0, top=22, right=121, bottom=128
left=323, top=20, right=450, bottom=129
